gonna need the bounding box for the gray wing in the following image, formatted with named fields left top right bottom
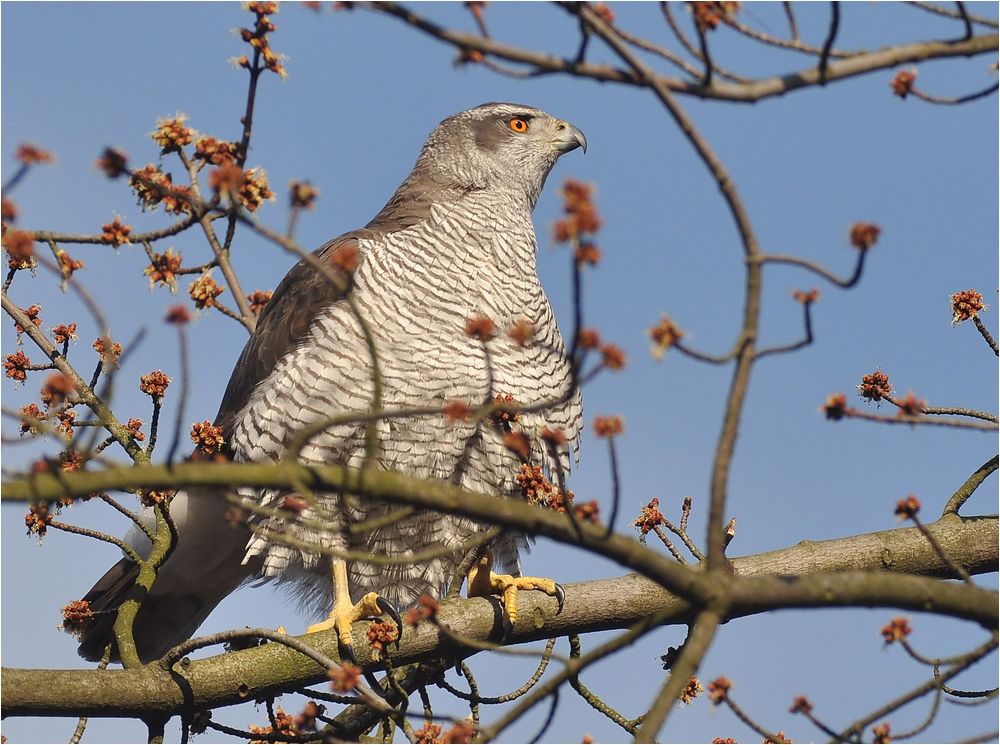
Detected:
left=213, top=234, right=362, bottom=443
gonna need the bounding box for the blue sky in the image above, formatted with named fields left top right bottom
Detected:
left=2, top=2, right=997, bottom=743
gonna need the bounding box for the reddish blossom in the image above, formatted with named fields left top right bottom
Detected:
left=247, top=290, right=273, bottom=315
left=793, top=288, right=820, bottom=305
left=58, top=449, right=82, bottom=471
left=60, top=599, right=93, bottom=635
left=822, top=393, right=847, bottom=420
left=440, top=720, right=476, bottom=744
left=540, top=426, right=566, bottom=446
left=895, top=391, right=925, bottom=417
left=631, top=498, right=665, bottom=536
left=246, top=705, right=298, bottom=740
left=1, top=198, right=18, bottom=222
left=19, top=403, right=44, bottom=435
left=890, top=68, right=917, bottom=97
left=189, top=273, right=226, bottom=309
left=93, top=336, right=123, bottom=367
left=442, top=400, right=470, bottom=422
left=329, top=661, right=361, bottom=693
left=857, top=370, right=892, bottom=403
left=137, top=489, right=174, bottom=507
left=290, top=180, right=320, bottom=210
left=592, top=2, right=615, bottom=25
left=600, top=343, right=626, bottom=371
left=100, top=218, right=132, bottom=247
left=239, top=167, right=274, bottom=212
left=574, top=499, right=601, bottom=524
left=465, top=314, right=496, bottom=342
left=280, top=496, right=309, bottom=514
left=190, top=420, right=225, bottom=454
left=330, top=242, right=360, bottom=273
left=25, top=503, right=53, bottom=537
left=151, top=115, right=194, bottom=154
left=125, top=418, right=146, bottom=442
left=517, top=463, right=553, bottom=505
left=165, top=304, right=191, bottom=324
left=7, top=351, right=33, bottom=382
left=507, top=318, right=534, bottom=346
left=649, top=315, right=684, bottom=359
left=553, top=178, right=602, bottom=243
left=14, top=303, right=42, bottom=335
left=707, top=676, right=732, bottom=704
left=139, top=370, right=171, bottom=400
left=40, top=373, right=75, bottom=408
left=56, top=410, right=77, bottom=437
left=194, top=136, right=238, bottom=167
left=880, top=617, right=912, bottom=644
left=57, top=249, right=85, bottom=280
left=52, top=323, right=78, bottom=344
left=95, top=147, right=129, bottom=178
left=849, top=222, right=881, bottom=251
left=593, top=414, right=624, bottom=438
left=144, top=248, right=182, bottom=292
left=294, top=701, right=322, bottom=732
left=894, top=494, right=920, bottom=519
left=405, top=593, right=441, bottom=627
left=790, top=695, right=813, bottom=714
left=692, top=1, right=740, bottom=32
left=4, top=229, right=35, bottom=269
left=577, top=327, right=601, bottom=350
left=950, top=289, right=986, bottom=325
left=679, top=677, right=703, bottom=705
left=208, top=163, right=245, bottom=194
left=872, top=722, right=891, bottom=744
left=15, top=143, right=54, bottom=165
left=503, top=431, right=531, bottom=460
left=130, top=164, right=192, bottom=214
left=366, top=618, right=399, bottom=655
left=415, top=723, right=443, bottom=744
left=490, top=393, right=521, bottom=428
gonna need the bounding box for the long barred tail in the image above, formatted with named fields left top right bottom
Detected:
left=76, top=491, right=257, bottom=664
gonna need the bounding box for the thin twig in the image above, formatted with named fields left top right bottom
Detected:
left=911, top=81, right=999, bottom=104
left=837, top=633, right=999, bottom=741
left=942, top=454, right=998, bottom=516
left=757, top=248, right=867, bottom=288
left=972, top=316, right=998, bottom=355
left=754, top=299, right=814, bottom=360
left=818, top=2, right=841, bottom=83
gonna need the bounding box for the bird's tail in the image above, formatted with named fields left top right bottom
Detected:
left=77, top=491, right=256, bottom=664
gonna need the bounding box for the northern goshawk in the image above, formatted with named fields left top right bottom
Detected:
left=79, top=102, right=586, bottom=663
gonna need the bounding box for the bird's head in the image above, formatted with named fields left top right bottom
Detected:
left=415, top=102, right=586, bottom=209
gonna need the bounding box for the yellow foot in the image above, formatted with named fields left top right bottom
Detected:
left=467, top=549, right=565, bottom=639
left=306, top=591, right=400, bottom=664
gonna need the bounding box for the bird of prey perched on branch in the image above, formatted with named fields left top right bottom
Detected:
left=79, top=102, right=587, bottom=664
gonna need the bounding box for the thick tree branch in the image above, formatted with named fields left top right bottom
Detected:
left=364, top=3, right=998, bottom=103
left=3, top=527, right=995, bottom=720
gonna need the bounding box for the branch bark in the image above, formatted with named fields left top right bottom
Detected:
left=366, top=3, right=998, bottom=103
left=2, top=460, right=996, bottom=720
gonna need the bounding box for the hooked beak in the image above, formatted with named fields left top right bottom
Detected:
left=553, top=121, right=587, bottom=154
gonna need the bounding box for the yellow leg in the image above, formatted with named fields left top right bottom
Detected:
left=467, top=547, right=564, bottom=634
left=306, top=558, right=399, bottom=661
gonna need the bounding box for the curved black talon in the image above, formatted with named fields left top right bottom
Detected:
left=365, top=670, right=390, bottom=698
left=499, top=600, right=515, bottom=644
left=554, top=583, right=566, bottom=614
left=375, top=596, right=403, bottom=649
left=340, top=641, right=358, bottom=666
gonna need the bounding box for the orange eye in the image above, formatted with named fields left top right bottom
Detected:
left=509, top=118, right=529, bottom=133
